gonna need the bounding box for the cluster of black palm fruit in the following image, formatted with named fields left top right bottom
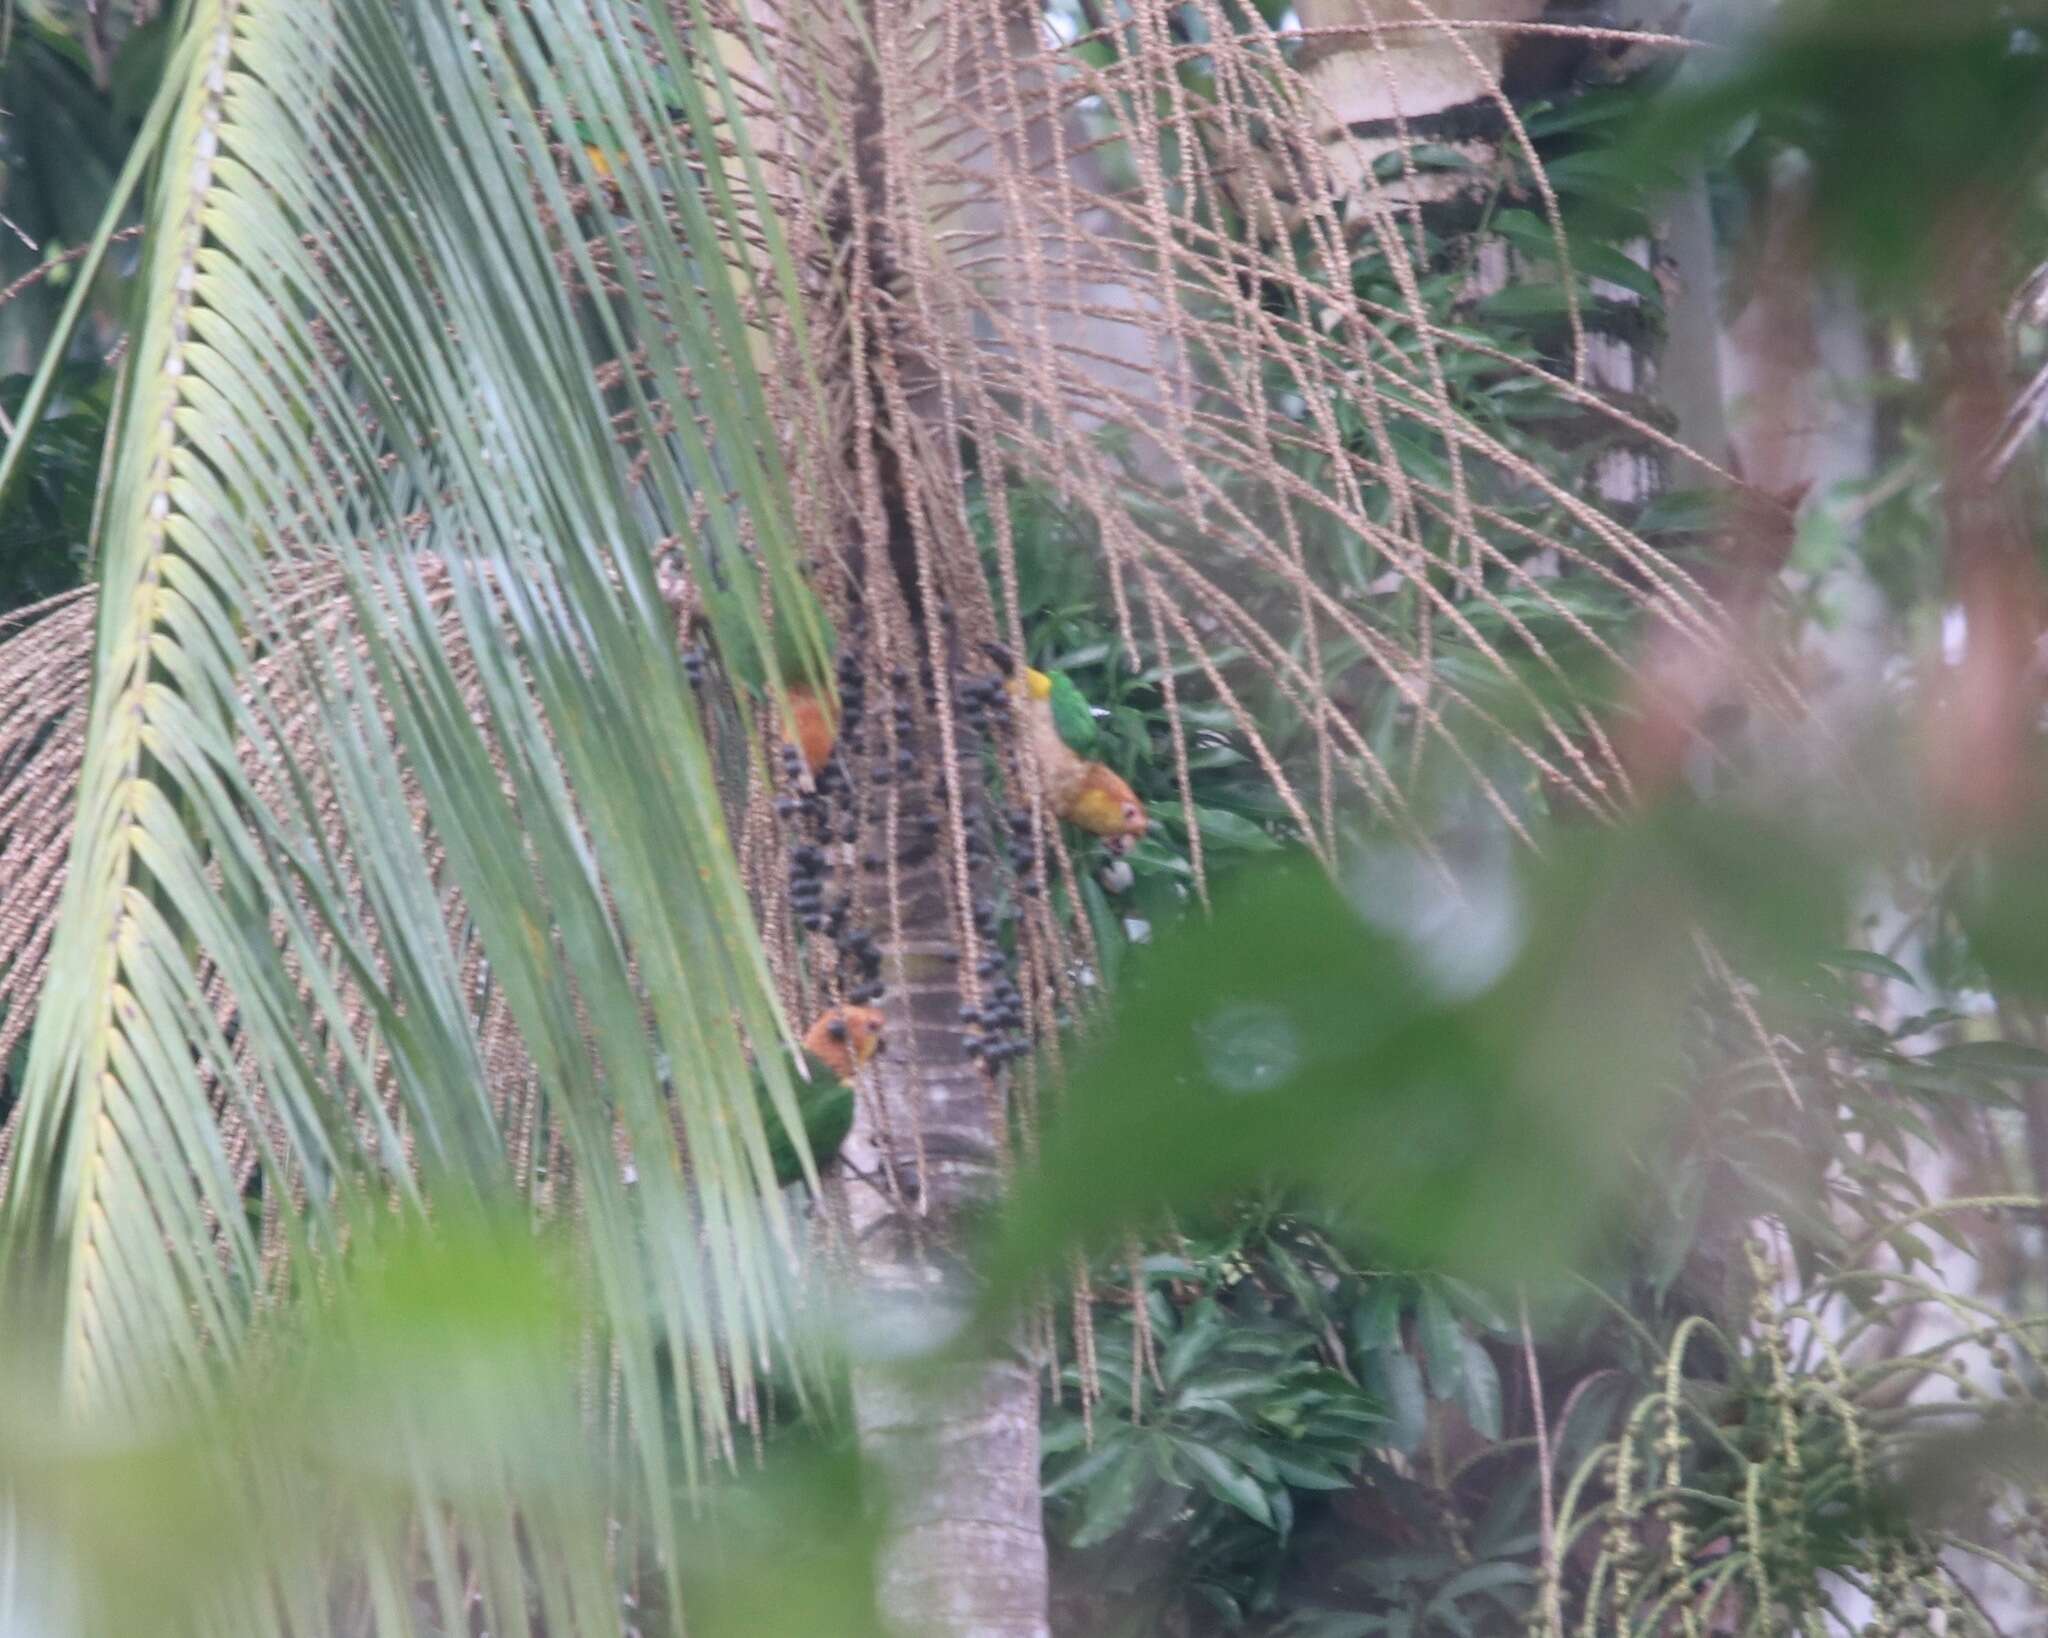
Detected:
left=773, top=603, right=883, bottom=1008
left=755, top=601, right=1048, bottom=1076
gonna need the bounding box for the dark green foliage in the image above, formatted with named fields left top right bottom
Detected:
left=973, top=476, right=1293, bottom=985
left=1023, top=830, right=2048, bottom=1632
left=1045, top=1210, right=1528, bottom=1634
left=0, top=364, right=108, bottom=610
left=989, top=804, right=1854, bottom=1295
left=0, top=12, right=167, bottom=614
left=0, top=21, right=154, bottom=369
left=1641, top=1, right=2048, bottom=298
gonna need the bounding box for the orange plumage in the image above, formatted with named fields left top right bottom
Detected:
left=1061, top=763, right=1148, bottom=851
left=783, top=683, right=839, bottom=778
left=1011, top=680, right=1147, bottom=853
left=802, top=1004, right=887, bottom=1079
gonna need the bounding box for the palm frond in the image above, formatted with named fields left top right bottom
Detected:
left=1, top=0, right=835, bottom=1521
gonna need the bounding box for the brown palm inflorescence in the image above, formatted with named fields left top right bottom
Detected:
left=0, top=5, right=1810, bottom=1635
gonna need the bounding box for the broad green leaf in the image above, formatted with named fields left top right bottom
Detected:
left=1457, top=1336, right=1503, bottom=1442
left=1365, top=1348, right=1428, bottom=1457
left=1416, top=1284, right=1464, bottom=1401
left=1428, top=1560, right=1537, bottom=1613
left=1821, top=949, right=1919, bottom=987
left=1178, top=1440, right=1274, bottom=1528
left=1270, top=1452, right=1362, bottom=1491
left=989, top=809, right=1834, bottom=1299
left=1070, top=1444, right=1150, bottom=1548
left=1158, top=802, right=1283, bottom=853
left=1351, top=1280, right=1405, bottom=1356
left=1922, top=1041, right=2048, bottom=1078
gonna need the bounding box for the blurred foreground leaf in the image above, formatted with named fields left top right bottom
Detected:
left=0, top=1209, right=882, bottom=1638
left=986, top=805, right=1850, bottom=1300
left=1954, top=814, right=2048, bottom=1001
left=1633, top=0, right=2048, bottom=292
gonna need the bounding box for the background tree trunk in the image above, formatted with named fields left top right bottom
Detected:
left=1296, top=0, right=1544, bottom=191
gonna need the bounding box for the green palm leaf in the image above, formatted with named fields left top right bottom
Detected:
left=0, top=0, right=841, bottom=1615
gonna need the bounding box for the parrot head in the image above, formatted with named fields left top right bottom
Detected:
left=783, top=683, right=839, bottom=778
left=1068, top=764, right=1148, bottom=855
left=803, top=1005, right=887, bottom=1078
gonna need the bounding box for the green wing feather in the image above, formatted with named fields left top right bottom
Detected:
left=1045, top=668, right=1100, bottom=755
left=759, top=1053, right=857, bottom=1188
left=573, top=77, right=687, bottom=149
left=694, top=547, right=836, bottom=695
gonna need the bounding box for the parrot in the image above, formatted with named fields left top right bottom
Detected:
left=691, top=546, right=841, bottom=777
left=1001, top=658, right=1147, bottom=855
left=572, top=78, right=689, bottom=190
left=758, top=1004, right=885, bottom=1188
left=1021, top=665, right=1101, bottom=756
left=780, top=681, right=839, bottom=780
left=1054, top=760, right=1149, bottom=855
left=571, top=117, right=633, bottom=194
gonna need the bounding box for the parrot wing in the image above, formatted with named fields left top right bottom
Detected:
left=1044, top=668, right=1100, bottom=755
left=760, top=1056, right=857, bottom=1188
left=694, top=547, right=837, bottom=696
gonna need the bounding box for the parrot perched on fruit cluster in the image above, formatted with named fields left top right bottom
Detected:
left=780, top=682, right=839, bottom=779
left=1023, top=665, right=1099, bottom=756
left=689, top=549, right=842, bottom=778
left=758, top=1004, right=885, bottom=1188
left=572, top=79, right=688, bottom=193
left=1003, top=658, right=1148, bottom=855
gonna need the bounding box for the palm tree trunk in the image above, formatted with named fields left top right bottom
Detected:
left=821, top=8, right=1049, bottom=1626
left=820, top=7, right=1672, bottom=1632
left=840, top=856, right=1047, bottom=1638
